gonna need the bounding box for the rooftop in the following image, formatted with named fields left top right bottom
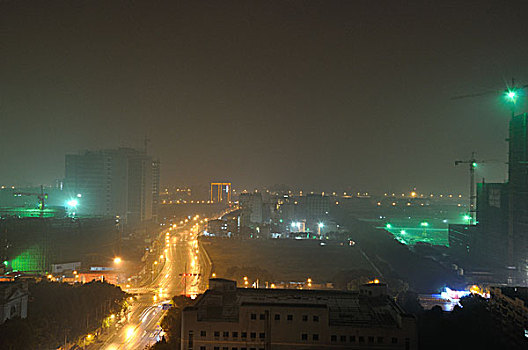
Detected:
left=186, top=279, right=408, bottom=328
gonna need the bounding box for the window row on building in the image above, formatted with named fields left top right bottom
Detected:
left=328, top=334, right=400, bottom=344
left=200, top=331, right=266, bottom=340
left=250, top=312, right=319, bottom=322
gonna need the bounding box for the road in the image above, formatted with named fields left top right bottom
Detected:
left=94, top=222, right=208, bottom=350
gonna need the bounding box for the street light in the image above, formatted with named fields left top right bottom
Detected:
left=113, top=257, right=122, bottom=265
left=317, top=222, right=324, bottom=236
left=506, top=90, right=517, bottom=101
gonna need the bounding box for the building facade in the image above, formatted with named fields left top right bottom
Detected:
left=239, top=193, right=264, bottom=228
left=181, top=279, right=417, bottom=350
left=507, top=113, right=528, bottom=284
left=64, top=148, right=159, bottom=226
left=0, top=281, right=28, bottom=324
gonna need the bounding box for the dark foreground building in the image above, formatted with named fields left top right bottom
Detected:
left=489, top=286, right=528, bottom=347
left=181, top=279, right=417, bottom=350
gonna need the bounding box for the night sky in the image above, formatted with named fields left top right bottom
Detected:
left=2, top=0, right=528, bottom=193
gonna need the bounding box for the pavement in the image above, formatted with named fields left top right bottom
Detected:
left=89, top=223, right=208, bottom=350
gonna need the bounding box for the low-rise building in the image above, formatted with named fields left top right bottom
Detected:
left=0, top=281, right=28, bottom=324
left=181, top=279, right=417, bottom=350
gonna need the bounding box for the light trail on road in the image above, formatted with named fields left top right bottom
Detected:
left=94, top=222, right=208, bottom=350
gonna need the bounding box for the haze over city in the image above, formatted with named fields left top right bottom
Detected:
left=3, top=1, right=528, bottom=192
left=2, top=1, right=528, bottom=350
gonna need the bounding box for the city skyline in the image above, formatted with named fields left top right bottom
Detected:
left=2, top=1, right=527, bottom=193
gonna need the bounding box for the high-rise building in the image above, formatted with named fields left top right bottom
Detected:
left=239, top=192, right=263, bottom=227
left=151, top=159, right=161, bottom=222
left=507, top=113, right=528, bottom=284
left=64, top=147, right=159, bottom=226
left=448, top=113, right=528, bottom=284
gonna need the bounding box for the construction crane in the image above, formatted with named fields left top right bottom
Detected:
left=14, top=185, right=48, bottom=217
left=452, top=78, right=528, bottom=115
left=455, top=152, right=479, bottom=225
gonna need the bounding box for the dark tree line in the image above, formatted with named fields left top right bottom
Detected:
left=403, top=293, right=523, bottom=350
left=0, top=280, right=128, bottom=350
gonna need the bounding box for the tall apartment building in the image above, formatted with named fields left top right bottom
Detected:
left=239, top=192, right=263, bottom=228
left=181, top=279, right=417, bottom=350
left=64, top=148, right=159, bottom=226
left=507, top=113, right=528, bottom=283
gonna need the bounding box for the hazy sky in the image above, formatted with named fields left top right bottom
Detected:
left=2, top=0, right=528, bottom=193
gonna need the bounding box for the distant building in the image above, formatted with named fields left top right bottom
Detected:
left=239, top=192, right=264, bottom=228
left=181, top=279, right=417, bottom=350
left=0, top=281, right=28, bottom=324
left=152, top=159, right=161, bottom=222
left=507, top=113, right=528, bottom=284
left=206, top=219, right=229, bottom=237
left=302, top=194, right=330, bottom=223
left=64, top=147, right=159, bottom=226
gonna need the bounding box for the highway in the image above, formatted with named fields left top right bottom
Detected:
left=95, top=222, right=208, bottom=350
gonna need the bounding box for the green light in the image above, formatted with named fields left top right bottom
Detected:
left=386, top=223, right=392, bottom=229
left=420, top=222, right=429, bottom=227
left=472, top=162, right=477, bottom=168
left=10, top=245, right=46, bottom=272
left=463, top=215, right=471, bottom=221
left=2, top=261, right=8, bottom=266
left=400, top=230, right=406, bottom=234
left=507, top=90, right=517, bottom=100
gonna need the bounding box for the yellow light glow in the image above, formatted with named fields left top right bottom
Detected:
left=125, top=326, right=135, bottom=340
left=113, top=257, right=122, bottom=264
